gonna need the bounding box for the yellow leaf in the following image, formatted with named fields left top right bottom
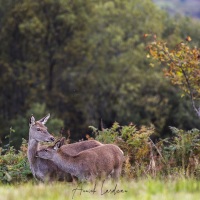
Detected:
left=177, top=71, right=182, bottom=77
left=150, top=49, right=157, bottom=57
left=146, top=54, right=150, bottom=58
left=149, top=63, right=154, bottom=67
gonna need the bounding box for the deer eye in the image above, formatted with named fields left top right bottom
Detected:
left=37, top=128, right=41, bottom=131
left=44, top=149, right=48, bottom=152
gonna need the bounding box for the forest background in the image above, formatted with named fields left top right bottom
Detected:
left=1, top=0, right=200, bottom=149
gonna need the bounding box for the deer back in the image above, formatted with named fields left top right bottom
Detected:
left=60, top=140, right=103, bottom=156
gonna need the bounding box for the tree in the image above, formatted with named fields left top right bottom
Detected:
left=0, top=0, right=94, bottom=143
left=1, top=0, right=200, bottom=147
left=72, top=0, right=166, bottom=127
left=147, top=35, right=200, bottom=118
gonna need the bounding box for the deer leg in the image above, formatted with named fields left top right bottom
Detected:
left=71, top=176, right=78, bottom=184
left=111, top=166, right=122, bottom=181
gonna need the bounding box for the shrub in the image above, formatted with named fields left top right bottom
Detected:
left=90, top=122, right=155, bottom=178
left=91, top=123, right=200, bottom=179
left=0, top=139, right=32, bottom=183
left=157, top=127, right=200, bottom=178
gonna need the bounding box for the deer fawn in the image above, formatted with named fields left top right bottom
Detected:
left=36, top=140, right=124, bottom=182
left=28, top=114, right=71, bottom=182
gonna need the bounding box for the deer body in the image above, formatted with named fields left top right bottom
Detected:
left=28, top=114, right=70, bottom=182
left=28, top=139, right=63, bottom=181
left=37, top=143, right=124, bottom=182
left=59, top=140, right=103, bottom=156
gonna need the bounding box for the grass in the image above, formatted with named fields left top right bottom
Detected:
left=1, top=178, right=200, bottom=200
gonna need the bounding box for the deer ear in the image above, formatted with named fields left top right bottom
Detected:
left=59, top=137, right=66, bottom=146
left=53, top=137, right=66, bottom=150
left=29, top=115, right=35, bottom=126
left=53, top=142, right=60, bottom=150
left=39, top=113, right=50, bottom=125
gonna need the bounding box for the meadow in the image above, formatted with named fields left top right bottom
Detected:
left=1, top=178, right=200, bottom=200
left=1, top=124, right=200, bottom=200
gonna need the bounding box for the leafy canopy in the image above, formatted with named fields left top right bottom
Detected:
left=147, top=35, right=200, bottom=117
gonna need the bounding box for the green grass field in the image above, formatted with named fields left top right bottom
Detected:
left=1, top=178, right=200, bottom=200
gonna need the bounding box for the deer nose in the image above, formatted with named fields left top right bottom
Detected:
left=50, top=137, right=55, bottom=142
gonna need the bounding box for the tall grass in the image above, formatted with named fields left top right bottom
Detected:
left=1, top=178, right=200, bottom=200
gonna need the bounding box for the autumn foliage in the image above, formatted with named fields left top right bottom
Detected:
left=146, top=35, right=200, bottom=117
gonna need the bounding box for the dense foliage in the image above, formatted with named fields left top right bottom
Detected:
left=0, top=139, right=31, bottom=183
left=1, top=124, right=200, bottom=183
left=93, top=124, right=200, bottom=179
left=1, top=0, right=200, bottom=149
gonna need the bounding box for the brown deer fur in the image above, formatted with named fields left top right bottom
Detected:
left=36, top=142, right=124, bottom=182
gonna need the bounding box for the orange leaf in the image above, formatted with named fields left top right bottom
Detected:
left=186, top=36, right=192, bottom=42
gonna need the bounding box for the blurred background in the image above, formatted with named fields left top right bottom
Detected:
left=0, top=0, right=200, bottom=149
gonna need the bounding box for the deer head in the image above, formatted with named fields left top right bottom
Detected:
left=29, top=114, right=54, bottom=142
left=36, top=137, right=65, bottom=159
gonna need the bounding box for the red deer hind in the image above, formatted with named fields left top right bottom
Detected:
left=28, top=114, right=71, bottom=182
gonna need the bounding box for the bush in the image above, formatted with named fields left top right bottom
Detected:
left=91, top=123, right=200, bottom=179
left=157, top=127, right=200, bottom=178
left=90, top=122, right=155, bottom=178
left=0, top=139, right=32, bottom=183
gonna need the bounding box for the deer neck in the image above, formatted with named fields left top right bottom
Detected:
left=28, top=138, right=39, bottom=167
left=52, top=153, right=78, bottom=176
